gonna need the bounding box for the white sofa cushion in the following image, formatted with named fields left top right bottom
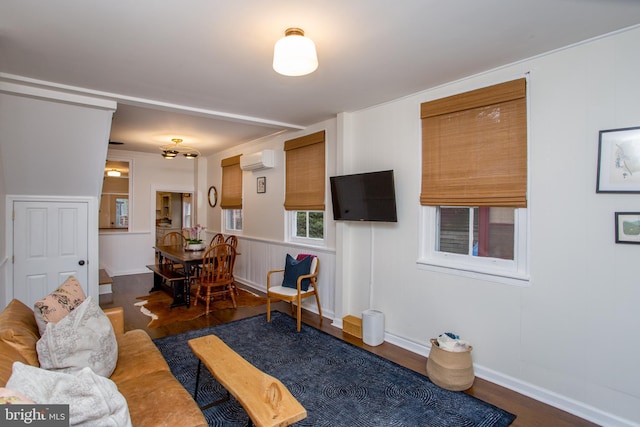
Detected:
left=37, top=296, right=117, bottom=378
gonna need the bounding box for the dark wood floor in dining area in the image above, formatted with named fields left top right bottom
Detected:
left=100, top=273, right=597, bottom=427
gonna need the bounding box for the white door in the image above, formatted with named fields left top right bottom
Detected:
left=13, top=201, right=89, bottom=307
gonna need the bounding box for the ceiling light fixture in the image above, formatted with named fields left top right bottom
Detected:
left=162, top=150, right=178, bottom=159
left=273, top=27, right=318, bottom=77
left=159, top=138, right=200, bottom=159
left=106, top=169, right=121, bottom=177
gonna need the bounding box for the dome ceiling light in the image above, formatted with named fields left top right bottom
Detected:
left=273, top=28, right=318, bottom=77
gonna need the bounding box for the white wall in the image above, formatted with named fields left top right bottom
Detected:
left=98, top=150, right=202, bottom=276
left=0, top=88, right=114, bottom=197
left=338, top=27, right=640, bottom=426
left=205, top=119, right=337, bottom=249
left=0, top=85, right=115, bottom=306
left=204, top=119, right=338, bottom=317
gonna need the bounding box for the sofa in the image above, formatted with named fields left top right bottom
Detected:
left=0, top=298, right=207, bottom=426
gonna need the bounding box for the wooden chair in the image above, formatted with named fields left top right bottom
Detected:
left=162, top=231, right=186, bottom=247
left=223, top=235, right=239, bottom=293
left=225, top=234, right=238, bottom=249
left=161, top=231, right=186, bottom=271
left=266, top=255, right=321, bottom=332
left=202, top=233, right=224, bottom=283
left=209, top=233, right=225, bottom=246
left=192, top=243, right=237, bottom=315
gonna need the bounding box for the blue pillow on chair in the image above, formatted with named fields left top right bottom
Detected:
left=282, top=254, right=312, bottom=291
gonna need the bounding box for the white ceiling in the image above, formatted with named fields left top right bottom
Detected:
left=2, top=0, right=640, bottom=156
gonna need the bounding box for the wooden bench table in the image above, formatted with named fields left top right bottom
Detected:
left=146, top=264, right=187, bottom=308
left=153, top=244, right=207, bottom=308
left=188, top=334, right=306, bottom=427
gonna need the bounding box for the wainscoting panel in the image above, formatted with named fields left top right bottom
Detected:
left=233, top=236, right=336, bottom=321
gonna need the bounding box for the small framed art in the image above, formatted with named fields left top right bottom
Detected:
left=257, top=176, right=266, bottom=194
left=596, top=126, right=640, bottom=193
left=614, top=212, right=640, bottom=244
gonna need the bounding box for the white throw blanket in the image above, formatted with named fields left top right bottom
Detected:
left=7, top=362, right=131, bottom=427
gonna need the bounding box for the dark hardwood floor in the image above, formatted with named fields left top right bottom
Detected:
left=100, top=273, right=597, bottom=427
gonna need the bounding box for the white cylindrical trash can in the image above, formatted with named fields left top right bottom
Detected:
left=362, top=309, right=385, bottom=346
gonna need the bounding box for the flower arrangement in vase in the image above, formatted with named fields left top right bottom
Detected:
left=183, top=224, right=206, bottom=251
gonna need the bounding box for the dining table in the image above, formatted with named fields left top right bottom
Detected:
left=151, top=244, right=207, bottom=308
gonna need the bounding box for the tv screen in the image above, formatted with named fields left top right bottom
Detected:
left=330, top=170, right=397, bottom=222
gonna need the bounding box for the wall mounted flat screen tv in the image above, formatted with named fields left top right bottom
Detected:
left=330, top=170, right=397, bottom=222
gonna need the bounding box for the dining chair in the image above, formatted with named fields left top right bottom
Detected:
left=266, top=254, right=321, bottom=332
left=225, top=234, right=238, bottom=249
left=223, top=235, right=239, bottom=293
left=162, top=231, right=186, bottom=246
left=192, top=243, right=237, bottom=315
left=198, top=233, right=224, bottom=281
left=209, top=233, right=225, bottom=246
left=161, top=231, right=186, bottom=271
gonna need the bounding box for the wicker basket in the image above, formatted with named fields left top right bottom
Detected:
left=426, top=338, right=474, bottom=391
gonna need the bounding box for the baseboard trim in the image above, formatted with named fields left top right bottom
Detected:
left=384, top=331, right=637, bottom=427
left=107, top=267, right=150, bottom=277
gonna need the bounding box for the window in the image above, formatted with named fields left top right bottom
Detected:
left=292, top=211, right=324, bottom=240
left=225, top=209, right=243, bottom=231
left=284, top=131, right=326, bottom=244
left=100, top=160, right=130, bottom=231
left=438, top=207, right=514, bottom=259
left=419, top=79, right=529, bottom=284
left=221, top=155, right=243, bottom=232
left=182, top=193, right=192, bottom=229
left=115, top=198, right=129, bottom=228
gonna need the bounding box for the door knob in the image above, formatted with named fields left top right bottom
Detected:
left=78, top=260, right=85, bottom=266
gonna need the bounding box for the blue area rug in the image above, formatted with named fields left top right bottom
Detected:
left=154, top=312, right=516, bottom=426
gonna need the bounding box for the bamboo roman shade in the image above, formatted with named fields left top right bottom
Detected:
left=220, top=155, right=243, bottom=209
left=284, top=130, right=326, bottom=211
left=420, top=78, right=527, bottom=207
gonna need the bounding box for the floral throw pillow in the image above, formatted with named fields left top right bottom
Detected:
left=34, top=276, right=86, bottom=335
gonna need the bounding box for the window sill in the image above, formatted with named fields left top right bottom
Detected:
left=416, top=259, right=530, bottom=287
left=288, top=237, right=326, bottom=248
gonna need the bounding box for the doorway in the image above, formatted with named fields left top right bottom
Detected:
left=155, top=191, right=193, bottom=245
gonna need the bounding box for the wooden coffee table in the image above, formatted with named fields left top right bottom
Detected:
left=188, top=335, right=306, bottom=427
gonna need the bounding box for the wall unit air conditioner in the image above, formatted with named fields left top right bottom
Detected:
left=240, top=150, right=275, bottom=171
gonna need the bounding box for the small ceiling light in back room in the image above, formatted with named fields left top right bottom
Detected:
left=106, top=169, right=121, bottom=177
left=273, top=27, right=318, bottom=76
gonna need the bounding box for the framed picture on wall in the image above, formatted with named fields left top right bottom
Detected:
left=615, top=212, right=640, bottom=244
left=257, top=176, right=266, bottom=194
left=596, top=126, right=640, bottom=193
